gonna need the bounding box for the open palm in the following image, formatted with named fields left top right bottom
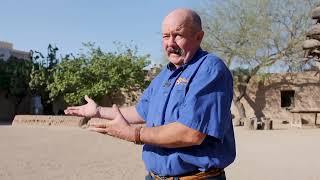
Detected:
left=64, top=95, right=98, bottom=118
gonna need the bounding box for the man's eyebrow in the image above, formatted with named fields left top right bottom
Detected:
left=175, top=25, right=184, bottom=31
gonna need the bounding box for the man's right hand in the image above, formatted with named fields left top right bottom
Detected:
left=64, top=95, right=99, bottom=118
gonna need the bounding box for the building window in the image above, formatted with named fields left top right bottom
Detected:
left=281, top=90, right=295, bottom=108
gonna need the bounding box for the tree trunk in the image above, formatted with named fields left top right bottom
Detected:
left=233, top=73, right=255, bottom=127
left=232, top=96, right=247, bottom=126
left=233, top=97, right=246, bottom=118
left=233, top=79, right=249, bottom=126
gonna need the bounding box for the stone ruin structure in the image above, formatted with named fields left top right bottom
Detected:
left=231, top=71, right=320, bottom=128
left=303, top=6, right=320, bottom=62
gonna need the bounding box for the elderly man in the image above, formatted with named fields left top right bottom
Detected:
left=65, top=8, right=235, bottom=180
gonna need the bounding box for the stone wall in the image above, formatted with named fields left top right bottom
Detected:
left=231, top=71, right=320, bottom=125
left=0, top=90, right=15, bottom=122
left=0, top=90, right=33, bottom=122
left=0, top=89, right=142, bottom=123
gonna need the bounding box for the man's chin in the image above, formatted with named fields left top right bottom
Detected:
left=168, top=59, right=184, bottom=67
left=168, top=55, right=183, bottom=62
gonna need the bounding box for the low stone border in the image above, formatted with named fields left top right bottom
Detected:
left=12, top=115, right=88, bottom=127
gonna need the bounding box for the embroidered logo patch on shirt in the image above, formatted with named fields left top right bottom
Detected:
left=176, top=77, right=189, bottom=85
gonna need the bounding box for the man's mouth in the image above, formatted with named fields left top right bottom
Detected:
left=168, top=47, right=183, bottom=56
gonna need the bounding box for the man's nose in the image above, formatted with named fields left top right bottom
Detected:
left=168, top=36, right=176, bottom=46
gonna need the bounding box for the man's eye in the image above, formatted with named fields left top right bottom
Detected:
left=163, top=35, right=169, bottom=39
left=173, top=34, right=182, bottom=40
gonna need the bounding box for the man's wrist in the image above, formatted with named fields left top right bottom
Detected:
left=134, top=126, right=144, bottom=145
left=95, top=106, right=102, bottom=118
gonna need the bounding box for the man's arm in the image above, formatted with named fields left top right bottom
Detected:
left=97, top=106, right=145, bottom=124
left=140, top=122, right=206, bottom=148
left=64, top=95, right=145, bottom=124
left=89, top=106, right=206, bottom=149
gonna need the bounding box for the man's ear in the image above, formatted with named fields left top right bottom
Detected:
left=196, top=30, right=204, bottom=42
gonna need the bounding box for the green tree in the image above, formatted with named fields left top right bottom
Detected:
left=200, top=0, right=317, bottom=120
left=48, top=43, right=150, bottom=105
left=29, top=44, right=60, bottom=113
left=0, top=56, right=33, bottom=113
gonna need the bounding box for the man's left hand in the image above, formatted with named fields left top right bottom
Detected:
left=88, top=104, right=135, bottom=142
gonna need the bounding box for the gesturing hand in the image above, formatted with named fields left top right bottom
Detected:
left=64, top=95, right=99, bottom=118
left=88, top=104, right=135, bottom=142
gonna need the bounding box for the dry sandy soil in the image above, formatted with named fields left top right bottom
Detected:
left=0, top=125, right=319, bottom=180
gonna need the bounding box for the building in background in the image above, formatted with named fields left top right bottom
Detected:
left=232, top=71, right=320, bottom=127
left=0, top=41, right=31, bottom=61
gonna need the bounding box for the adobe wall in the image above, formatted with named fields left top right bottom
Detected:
left=0, top=90, right=15, bottom=122
left=231, top=71, right=320, bottom=125
left=0, top=90, right=35, bottom=122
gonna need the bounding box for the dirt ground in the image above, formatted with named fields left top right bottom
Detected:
left=0, top=125, right=319, bottom=180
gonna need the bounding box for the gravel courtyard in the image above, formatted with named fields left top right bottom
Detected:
left=0, top=125, right=319, bottom=180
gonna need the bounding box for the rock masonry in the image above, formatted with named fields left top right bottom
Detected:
left=303, top=6, right=320, bottom=61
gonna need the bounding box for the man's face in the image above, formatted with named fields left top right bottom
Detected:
left=162, top=17, right=203, bottom=68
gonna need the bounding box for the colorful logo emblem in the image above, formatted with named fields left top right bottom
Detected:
left=176, top=77, right=189, bottom=85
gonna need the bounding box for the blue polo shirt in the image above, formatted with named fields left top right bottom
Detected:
left=136, top=49, right=236, bottom=176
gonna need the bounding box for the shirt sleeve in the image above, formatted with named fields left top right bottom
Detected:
left=135, top=84, right=153, bottom=121
left=177, top=61, right=233, bottom=141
